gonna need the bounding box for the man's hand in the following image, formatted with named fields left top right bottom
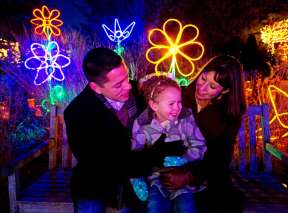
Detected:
left=152, top=134, right=187, bottom=157
left=159, top=167, right=193, bottom=190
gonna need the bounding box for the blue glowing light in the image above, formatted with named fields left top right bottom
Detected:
left=24, top=41, right=70, bottom=85
left=102, top=18, right=136, bottom=43
left=163, top=156, right=188, bottom=167
left=131, top=156, right=187, bottom=201
left=130, top=177, right=149, bottom=202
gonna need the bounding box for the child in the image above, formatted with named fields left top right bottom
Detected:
left=131, top=76, right=207, bottom=213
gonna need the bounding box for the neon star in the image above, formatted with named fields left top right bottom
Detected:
left=146, top=18, right=205, bottom=78
left=31, top=5, right=63, bottom=39
left=102, top=18, right=136, bottom=43
left=24, top=41, right=70, bottom=85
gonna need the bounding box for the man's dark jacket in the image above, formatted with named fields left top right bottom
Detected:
left=64, top=83, right=147, bottom=207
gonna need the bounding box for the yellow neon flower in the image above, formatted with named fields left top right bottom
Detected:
left=31, top=5, right=63, bottom=39
left=146, top=19, right=204, bottom=77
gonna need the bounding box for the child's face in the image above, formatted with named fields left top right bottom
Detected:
left=149, top=86, right=182, bottom=122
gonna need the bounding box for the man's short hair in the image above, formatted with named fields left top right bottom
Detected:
left=83, top=47, right=123, bottom=85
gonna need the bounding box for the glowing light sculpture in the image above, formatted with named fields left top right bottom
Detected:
left=268, top=85, right=288, bottom=137
left=24, top=41, right=70, bottom=85
left=102, top=18, right=136, bottom=56
left=31, top=5, right=63, bottom=40
left=102, top=18, right=136, bottom=43
left=146, top=18, right=204, bottom=79
left=260, top=19, right=288, bottom=54
left=41, top=99, right=50, bottom=113
left=0, top=38, right=21, bottom=64
left=177, top=77, right=190, bottom=86
left=50, top=85, right=66, bottom=104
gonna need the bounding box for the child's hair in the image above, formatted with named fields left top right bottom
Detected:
left=141, top=75, right=180, bottom=103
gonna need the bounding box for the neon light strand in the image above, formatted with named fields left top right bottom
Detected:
left=102, top=18, right=136, bottom=43
left=114, top=43, right=125, bottom=56
left=25, top=41, right=70, bottom=85
left=177, top=77, right=190, bottom=86
left=41, top=99, right=50, bottom=112
left=50, top=85, right=66, bottom=104
left=146, top=18, right=205, bottom=78
left=268, top=85, right=288, bottom=131
left=260, top=19, right=288, bottom=54
left=256, top=85, right=288, bottom=138
left=31, top=5, right=63, bottom=39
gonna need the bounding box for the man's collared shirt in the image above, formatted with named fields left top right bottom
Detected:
left=105, top=97, right=125, bottom=111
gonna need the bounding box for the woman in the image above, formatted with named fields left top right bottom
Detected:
left=160, top=55, right=247, bottom=213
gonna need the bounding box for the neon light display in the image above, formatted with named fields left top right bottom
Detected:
left=31, top=5, right=63, bottom=39
left=24, top=41, right=70, bottom=85
left=41, top=99, right=50, bottom=112
left=268, top=85, right=288, bottom=137
left=177, top=77, right=190, bottom=86
left=260, top=19, right=288, bottom=54
left=146, top=18, right=204, bottom=78
left=50, top=85, right=66, bottom=104
left=114, top=43, right=125, bottom=56
left=0, top=38, right=21, bottom=64
left=102, top=18, right=136, bottom=43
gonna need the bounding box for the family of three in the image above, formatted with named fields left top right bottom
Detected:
left=64, top=47, right=246, bottom=213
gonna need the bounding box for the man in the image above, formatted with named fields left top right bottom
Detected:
left=64, top=47, right=185, bottom=213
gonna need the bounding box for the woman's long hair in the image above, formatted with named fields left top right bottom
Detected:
left=199, top=55, right=247, bottom=120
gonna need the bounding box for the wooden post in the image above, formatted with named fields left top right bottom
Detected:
left=8, top=173, right=17, bottom=213
left=248, top=106, right=258, bottom=173
left=238, top=119, right=246, bottom=173
left=261, top=104, right=272, bottom=172
left=60, top=105, right=71, bottom=169
left=49, top=105, right=58, bottom=169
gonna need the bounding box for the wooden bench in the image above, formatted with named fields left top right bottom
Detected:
left=232, top=104, right=288, bottom=212
left=6, top=106, right=75, bottom=213
left=5, top=104, right=288, bottom=213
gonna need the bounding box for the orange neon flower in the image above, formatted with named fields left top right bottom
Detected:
left=146, top=19, right=204, bottom=77
left=31, top=5, right=63, bottom=39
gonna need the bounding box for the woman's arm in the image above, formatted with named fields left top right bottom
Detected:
left=182, top=113, right=207, bottom=162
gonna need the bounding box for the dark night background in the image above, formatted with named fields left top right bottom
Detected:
left=1, top=0, right=288, bottom=51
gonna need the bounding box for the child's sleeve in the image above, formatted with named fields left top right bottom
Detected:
left=131, top=119, right=147, bottom=150
left=182, top=113, right=207, bottom=162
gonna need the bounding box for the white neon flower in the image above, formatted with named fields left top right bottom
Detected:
left=25, top=41, right=70, bottom=85
left=102, top=18, right=136, bottom=43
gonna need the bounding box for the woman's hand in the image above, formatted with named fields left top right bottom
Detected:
left=159, top=167, right=193, bottom=190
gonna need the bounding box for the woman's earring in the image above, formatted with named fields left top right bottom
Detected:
left=216, top=94, right=223, bottom=101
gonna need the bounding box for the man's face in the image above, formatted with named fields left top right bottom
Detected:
left=95, top=63, right=132, bottom=102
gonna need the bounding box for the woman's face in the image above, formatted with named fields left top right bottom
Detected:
left=195, top=71, right=224, bottom=101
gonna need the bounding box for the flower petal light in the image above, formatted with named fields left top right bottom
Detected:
left=102, top=18, right=136, bottom=43
left=31, top=5, right=63, bottom=39
left=25, top=41, right=70, bottom=85
left=146, top=18, right=204, bottom=78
